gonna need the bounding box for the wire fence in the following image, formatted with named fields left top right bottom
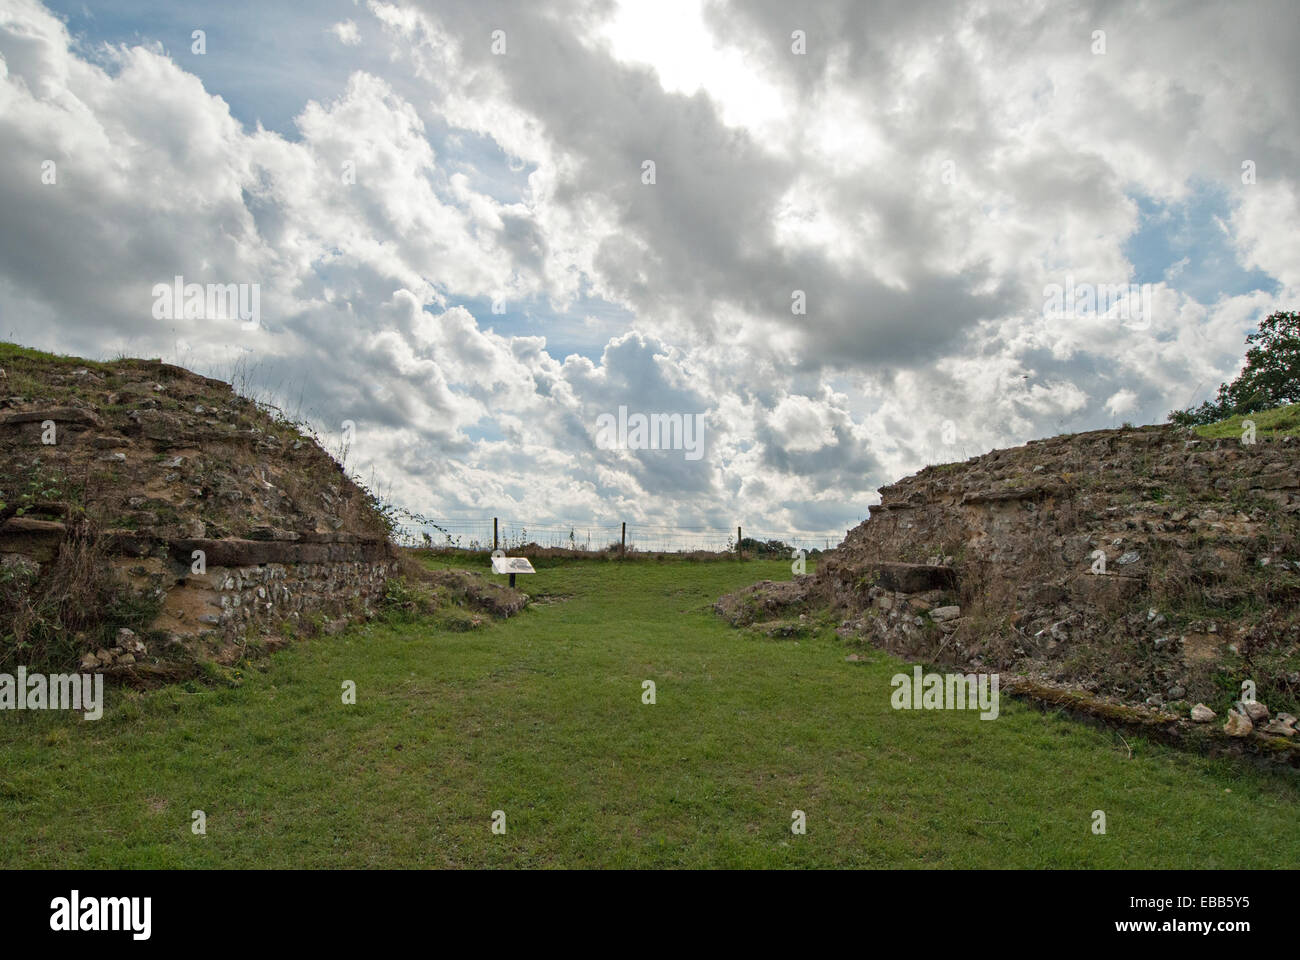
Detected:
left=392, top=517, right=845, bottom=555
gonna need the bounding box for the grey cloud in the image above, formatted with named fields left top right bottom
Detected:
left=3, top=0, right=1298, bottom=536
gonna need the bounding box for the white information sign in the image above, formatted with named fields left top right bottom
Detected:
left=491, top=556, right=536, bottom=575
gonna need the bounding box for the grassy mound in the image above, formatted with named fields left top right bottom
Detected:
left=0, top=342, right=396, bottom=674
left=1193, top=403, right=1300, bottom=440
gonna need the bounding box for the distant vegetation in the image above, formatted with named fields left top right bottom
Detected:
left=738, top=537, right=821, bottom=558
left=1192, top=402, right=1300, bottom=440
left=1170, top=310, right=1300, bottom=427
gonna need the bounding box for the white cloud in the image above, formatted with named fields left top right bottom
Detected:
left=1105, top=389, right=1139, bottom=418
left=769, top=395, right=838, bottom=453
left=1, top=0, right=1297, bottom=538
left=331, top=20, right=362, bottom=46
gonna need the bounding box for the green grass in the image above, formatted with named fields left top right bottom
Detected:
left=1194, top=403, right=1300, bottom=440
left=0, top=340, right=110, bottom=369
left=1, top=556, right=1297, bottom=868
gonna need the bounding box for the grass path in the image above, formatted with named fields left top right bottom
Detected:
left=1, top=557, right=1297, bottom=868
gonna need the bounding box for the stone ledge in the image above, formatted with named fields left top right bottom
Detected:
left=961, top=483, right=1061, bottom=505
left=166, top=536, right=394, bottom=566
left=0, top=521, right=394, bottom=567
left=0, top=406, right=101, bottom=428
left=835, top=560, right=958, bottom=594
left=0, top=517, right=67, bottom=535
left=1004, top=678, right=1300, bottom=767
left=0, top=517, right=69, bottom=562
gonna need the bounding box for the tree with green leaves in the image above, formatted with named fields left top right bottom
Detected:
left=1169, top=310, right=1300, bottom=426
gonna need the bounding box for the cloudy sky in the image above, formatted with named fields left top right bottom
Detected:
left=1, top=0, right=1296, bottom=539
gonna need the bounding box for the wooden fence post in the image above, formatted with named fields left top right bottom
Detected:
left=621, top=521, right=627, bottom=557
left=737, top=526, right=742, bottom=561
left=493, top=517, right=498, bottom=552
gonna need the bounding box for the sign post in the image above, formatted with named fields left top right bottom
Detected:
left=491, top=552, right=536, bottom=588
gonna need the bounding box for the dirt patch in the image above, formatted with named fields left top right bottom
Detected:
left=1183, top=632, right=1226, bottom=664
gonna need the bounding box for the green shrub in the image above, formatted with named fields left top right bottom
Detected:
left=1170, top=310, right=1300, bottom=425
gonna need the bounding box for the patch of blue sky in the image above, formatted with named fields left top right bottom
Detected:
left=445, top=293, right=635, bottom=363
left=1124, top=182, right=1280, bottom=304
left=47, top=0, right=378, bottom=136
left=49, top=2, right=536, bottom=202
left=460, top=424, right=504, bottom=445
left=444, top=130, right=536, bottom=205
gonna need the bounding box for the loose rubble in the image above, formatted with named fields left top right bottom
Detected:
left=717, top=421, right=1300, bottom=759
